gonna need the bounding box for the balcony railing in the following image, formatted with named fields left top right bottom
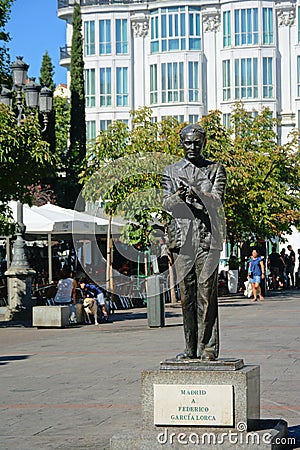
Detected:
left=58, top=0, right=147, bottom=8
left=60, top=45, right=71, bottom=60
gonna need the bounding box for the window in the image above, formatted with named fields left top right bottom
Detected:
left=84, top=21, right=95, bottom=56
left=297, top=56, right=300, bottom=97
left=189, top=7, right=201, bottom=50
left=86, top=121, right=96, bottom=142
left=116, top=19, right=128, bottom=54
left=188, top=61, right=199, bottom=102
left=223, top=113, right=231, bottom=128
left=263, top=57, right=273, bottom=98
left=99, top=20, right=111, bottom=54
left=223, top=11, right=231, bottom=47
left=298, top=7, right=300, bottom=42
left=174, top=115, right=184, bottom=122
left=100, top=120, right=112, bottom=131
left=150, top=13, right=159, bottom=53
left=150, top=64, right=158, bottom=104
left=161, top=62, right=184, bottom=103
left=162, top=115, right=184, bottom=122
left=234, top=58, right=258, bottom=99
left=262, top=8, right=273, bottom=44
left=189, top=114, right=198, bottom=123
left=85, top=69, right=95, bottom=107
left=161, top=7, right=186, bottom=52
left=234, top=9, right=258, bottom=46
left=222, top=60, right=231, bottom=100
left=119, top=119, right=129, bottom=126
left=116, top=67, right=128, bottom=106
left=100, top=68, right=112, bottom=107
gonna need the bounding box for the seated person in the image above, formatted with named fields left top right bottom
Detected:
left=54, top=268, right=77, bottom=305
left=79, top=277, right=108, bottom=320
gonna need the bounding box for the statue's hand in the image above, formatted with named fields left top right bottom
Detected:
left=176, top=182, right=189, bottom=199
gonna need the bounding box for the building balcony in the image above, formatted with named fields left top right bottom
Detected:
left=60, top=45, right=71, bottom=67
left=58, top=0, right=148, bottom=8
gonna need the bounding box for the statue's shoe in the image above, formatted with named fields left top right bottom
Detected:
left=200, top=351, right=216, bottom=361
left=176, top=352, right=196, bottom=360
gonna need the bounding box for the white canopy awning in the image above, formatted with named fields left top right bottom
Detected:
left=6, top=201, right=124, bottom=283
left=7, top=201, right=123, bottom=236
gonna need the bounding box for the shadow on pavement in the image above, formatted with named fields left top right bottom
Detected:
left=110, top=309, right=182, bottom=323
left=219, top=303, right=255, bottom=308
left=0, top=354, right=31, bottom=366
left=0, top=320, right=32, bottom=328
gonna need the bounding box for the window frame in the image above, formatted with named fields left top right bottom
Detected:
left=99, top=19, right=112, bottom=55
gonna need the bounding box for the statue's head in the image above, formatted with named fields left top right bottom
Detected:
left=180, top=124, right=207, bottom=162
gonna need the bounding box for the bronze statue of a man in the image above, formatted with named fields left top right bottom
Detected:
left=162, top=124, right=227, bottom=361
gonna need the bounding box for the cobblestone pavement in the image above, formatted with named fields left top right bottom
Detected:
left=0, top=290, right=299, bottom=449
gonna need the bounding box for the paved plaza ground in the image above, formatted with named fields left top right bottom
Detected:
left=0, top=290, right=300, bottom=449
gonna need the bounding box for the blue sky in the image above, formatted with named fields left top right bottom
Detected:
left=7, top=0, right=67, bottom=85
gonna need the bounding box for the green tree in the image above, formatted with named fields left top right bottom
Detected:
left=52, top=95, right=71, bottom=205
left=0, top=0, right=14, bottom=85
left=0, top=103, right=55, bottom=235
left=80, top=108, right=185, bottom=248
left=39, top=51, right=56, bottom=155
left=81, top=104, right=300, bottom=250
left=67, top=0, right=86, bottom=209
left=39, top=50, right=55, bottom=90
left=199, top=104, right=300, bottom=246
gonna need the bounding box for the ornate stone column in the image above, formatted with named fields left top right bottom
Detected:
left=202, top=8, right=221, bottom=112
left=5, top=203, right=35, bottom=320
left=130, top=13, right=149, bottom=110
left=275, top=1, right=296, bottom=143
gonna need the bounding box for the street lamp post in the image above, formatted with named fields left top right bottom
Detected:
left=0, top=56, right=53, bottom=320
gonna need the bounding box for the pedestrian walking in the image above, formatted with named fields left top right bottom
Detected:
left=267, top=246, right=285, bottom=290
left=296, top=249, right=300, bottom=288
left=280, top=248, right=288, bottom=288
left=248, top=249, right=265, bottom=302
left=286, top=245, right=296, bottom=288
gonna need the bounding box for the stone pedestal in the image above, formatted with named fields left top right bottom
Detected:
left=32, top=306, right=70, bottom=328
left=142, top=358, right=259, bottom=431
left=110, top=358, right=288, bottom=449
left=5, top=267, right=36, bottom=320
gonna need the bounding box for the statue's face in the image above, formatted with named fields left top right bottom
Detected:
left=181, top=131, right=205, bottom=161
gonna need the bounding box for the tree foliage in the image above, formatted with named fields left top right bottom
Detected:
left=54, top=96, right=70, bottom=159
left=39, top=51, right=55, bottom=90
left=0, top=0, right=13, bottom=85
left=0, top=103, right=55, bottom=235
left=200, top=104, right=300, bottom=244
left=52, top=95, right=71, bottom=205
left=28, top=182, right=56, bottom=206
left=80, top=105, right=300, bottom=249
left=39, top=51, right=56, bottom=157
left=66, top=1, right=86, bottom=209
left=80, top=108, right=185, bottom=248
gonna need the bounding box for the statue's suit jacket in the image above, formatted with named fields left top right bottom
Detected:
left=162, top=157, right=227, bottom=251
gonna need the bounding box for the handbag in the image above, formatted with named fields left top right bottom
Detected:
left=244, top=280, right=252, bottom=298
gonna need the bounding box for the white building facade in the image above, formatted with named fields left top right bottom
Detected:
left=57, top=0, right=300, bottom=144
